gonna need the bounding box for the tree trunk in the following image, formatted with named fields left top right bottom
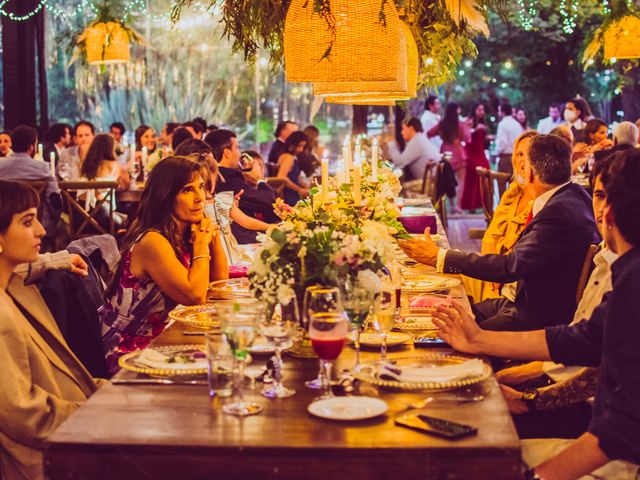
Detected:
left=621, top=62, right=640, bottom=122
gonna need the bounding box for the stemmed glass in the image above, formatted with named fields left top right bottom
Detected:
left=303, top=286, right=344, bottom=389
left=259, top=298, right=298, bottom=398
left=309, top=311, right=349, bottom=400
left=372, top=285, right=397, bottom=360
left=341, top=279, right=373, bottom=368
left=218, top=301, right=264, bottom=416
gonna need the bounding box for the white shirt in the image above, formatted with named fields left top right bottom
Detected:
left=420, top=110, right=442, bottom=151
left=536, top=116, right=562, bottom=134
left=495, top=116, right=523, bottom=155
left=388, top=134, right=440, bottom=180
left=542, top=246, right=617, bottom=382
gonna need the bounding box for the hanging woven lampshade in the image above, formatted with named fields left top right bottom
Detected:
left=325, top=98, right=396, bottom=105
left=603, top=15, right=640, bottom=60
left=284, top=0, right=402, bottom=82
left=314, top=21, right=419, bottom=98
left=324, top=92, right=410, bottom=104
left=85, top=21, right=131, bottom=65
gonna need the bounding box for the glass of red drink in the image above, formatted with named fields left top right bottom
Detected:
left=309, top=312, right=348, bottom=400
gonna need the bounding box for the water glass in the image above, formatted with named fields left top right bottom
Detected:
left=205, top=333, right=234, bottom=398
left=341, top=279, right=373, bottom=368
left=309, top=312, right=349, bottom=400
left=372, top=286, right=397, bottom=360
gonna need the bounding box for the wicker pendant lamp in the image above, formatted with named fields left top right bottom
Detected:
left=325, top=98, right=396, bottom=105
left=314, top=21, right=419, bottom=98
left=84, top=21, right=131, bottom=65
left=603, top=15, right=640, bottom=60
left=284, top=0, right=402, bottom=82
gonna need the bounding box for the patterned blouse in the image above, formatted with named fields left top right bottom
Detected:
left=99, top=230, right=191, bottom=374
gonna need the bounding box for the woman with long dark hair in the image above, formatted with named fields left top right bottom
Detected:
left=100, top=156, right=228, bottom=373
left=277, top=130, right=310, bottom=206
left=459, top=102, right=491, bottom=211
left=563, top=97, right=593, bottom=143
left=428, top=102, right=470, bottom=211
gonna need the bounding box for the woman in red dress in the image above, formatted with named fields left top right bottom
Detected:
left=460, top=102, right=491, bottom=212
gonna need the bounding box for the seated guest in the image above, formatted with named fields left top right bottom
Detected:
left=571, top=119, right=612, bottom=173
left=0, top=131, right=12, bottom=158
left=268, top=120, right=298, bottom=165
left=171, top=126, right=194, bottom=152
left=100, top=156, right=228, bottom=373
left=432, top=150, right=640, bottom=479
left=182, top=121, right=204, bottom=140
left=157, top=122, right=179, bottom=153
left=462, top=131, right=538, bottom=303
left=174, top=139, right=270, bottom=262
left=0, top=126, right=61, bottom=237
left=387, top=117, right=440, bottom=181
left=131, top=124, right=157, bottom=170
left=192, top=117, right=208, bottom=135
left=0, top=180, right=100, bottom=480
left=109, top=122, right=126, bottom=155
left=594, top=121, right=639, bottom=164
left=277, top=131, right=310, bottom=206
left=205, top=131, right=280, bottom=243
left=147, top=123, right=184, bottom=172
left=496, top=157, right=616, bottom=440
left=399, top=134, right=600, bottom=331
left=58, top=120, right=95, bottom=180
left=43, top=123, right=71, bottom=167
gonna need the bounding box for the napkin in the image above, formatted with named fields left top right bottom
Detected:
left=380, top=359, right=485, bottom=383
left=134, top=348, right=208, bottom=370
left=409, top=294, right=451, bottom=308
left=229, top=265, right=249, bottom=278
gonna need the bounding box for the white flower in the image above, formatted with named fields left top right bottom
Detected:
left=357, top=269, right=382, bottom=293
left=276, top=284, right=296, bottom=304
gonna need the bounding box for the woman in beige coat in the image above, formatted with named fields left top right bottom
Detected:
left=0, top=180, right=100, bottom=480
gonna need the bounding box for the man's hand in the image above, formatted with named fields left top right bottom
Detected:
left=432, top=302, right=484, bottom=354
left=499, top=384, right=529, bottom=414
left=67, top=254, right=88, bottom=277
left=397, top=227, right=440, bottom=267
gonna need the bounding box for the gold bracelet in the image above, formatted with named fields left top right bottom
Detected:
left=192, top=254, right=211, bottom=262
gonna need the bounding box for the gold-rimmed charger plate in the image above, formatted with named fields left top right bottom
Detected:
left=118, top=345, right=207, bottom=376
left=395, top=314, right=438, bottom=332
left=352, top=354, right=492, bottom=391
left=169, top=304, right=219, bottom=329
left=401, top=274, right=461, bottom=293
left=208, top=278, right=252, bottom=300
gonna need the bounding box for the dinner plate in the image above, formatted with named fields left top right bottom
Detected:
left=308, top=396, right=388, bottom=421
left=401, top=275, right=461, bottom=293
left=208, top=278, right=253, bottom=300
left=350, top=331, right=413, bottom=347
left=169, top=304, right=219, bottom=329
left=395, top=315, right=438, bottom=332
left=118, top=345, right=208, bottom=376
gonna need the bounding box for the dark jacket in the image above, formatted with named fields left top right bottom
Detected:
left=268, top=139, right=285, bottom=165
left=216, top=166, right=279, bottom=244
left=444, top=183, right=600, bottom=329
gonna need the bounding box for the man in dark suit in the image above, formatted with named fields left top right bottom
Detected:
left=399, top=134, right=600, bottom=331
left=205, top=130, right=280, bottom=244
left=267, top=121, right=298, bottom=167
left=43, top=123, right=71, bottom=170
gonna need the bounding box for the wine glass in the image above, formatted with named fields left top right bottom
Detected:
left=218, top=300, right=264, bottom=416
left=259, top=298, right=298, bottom=398
left=372, top=285, right=397, bottom=360
left=340, top=279, right=373, bottom=368
left=309, top=311, right=349, bottom=400
left=303, top=286, right=343, bottom=389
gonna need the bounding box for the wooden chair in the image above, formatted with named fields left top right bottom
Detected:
left=401, top=160, right=438, bottom=198
left=22, top=180, right=49, bottom=223
left=492, top=170, right=511, bottom=201
left=576, top=244, right=599, bottom=304
left=59, top=181, right=118, bottom=240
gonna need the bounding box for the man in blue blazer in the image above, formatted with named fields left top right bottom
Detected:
left=399, top=134, right=600, bottom=331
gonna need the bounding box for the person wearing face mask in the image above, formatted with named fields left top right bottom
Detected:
left=460, top=131, right=538, bottom=303
left=563, top=97, right=593, bottom=144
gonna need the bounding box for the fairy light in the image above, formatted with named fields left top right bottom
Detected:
left=559, top=0, right=579, bottom=35
left=516, top=0, right=537, bottom=31
left=601, top=0, right=611, bottom=15
left=0, top=0, right=48, bottom=21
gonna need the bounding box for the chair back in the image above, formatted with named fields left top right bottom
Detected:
left=22, top=180, right=49, bottom=223
left=60, top=180, right=118, bottom=240
left=265, top=177, right=287, bottom=198
left=476, top=167, right=493, bottom=224
left=492, top=171, right=511, bottom=201
left=576, top=244, right=599, bottom=304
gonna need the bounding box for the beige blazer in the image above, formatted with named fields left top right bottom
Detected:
left=0, top=274, right=99, bottom=480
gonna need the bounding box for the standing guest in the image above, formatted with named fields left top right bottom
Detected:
left=182, top=121, right=204, bottom=140
left=387, top=117, right=440, bottom=181
left=516, top=108, right=529, bottom=131
left=399, top=134, right=600, bottom=332
left=428, top=102, right=471, bottom=210
left=564, top=97, right=593, bottom=143
left=431, top=150, right=640, bottom=480
left=0, top=180, right=100, bottom=480
left=536, top=103, right=563, bottom=134
left=421, top=94, right=442, bottom=151
left=495, top=103, right=523, bottom=175
left=109, top=122, right=126, bottom=155
left=0, top=126, right=61, bottom=237
left=0, top=131, right=12, bottom=158
left=100, top=157, right=228, bottom=373
left=43, top=123, right=71, bottom=168
left=460, top=103, right=491, bottom=212
left=58, top=120, right=95, bottom=180
left=277, top=131, right=310, bottom=206
left=268, top=121, right=298, bottom=165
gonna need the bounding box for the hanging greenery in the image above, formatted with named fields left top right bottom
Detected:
left=171, top=0, right=509, bottom=88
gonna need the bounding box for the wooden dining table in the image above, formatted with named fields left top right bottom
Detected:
left=44, top=202, right=522, bottom=480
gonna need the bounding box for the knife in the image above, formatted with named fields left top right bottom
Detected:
left=112, top=378, right=207, bottom=385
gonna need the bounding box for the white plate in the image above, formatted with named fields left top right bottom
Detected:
left=248, top=336, right=293, bottom=354
left=350, top=331, right=412, bottom=347
left=308, top=396, right=388, bottom=421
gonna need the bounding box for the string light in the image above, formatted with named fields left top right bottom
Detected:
left=0, top=0, right=48, bottom=21
left=559, top=0, right=579, bottom=35
left=601, top=0, right=611, bottom=15
left=516, top=0, right=537, bottom=31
